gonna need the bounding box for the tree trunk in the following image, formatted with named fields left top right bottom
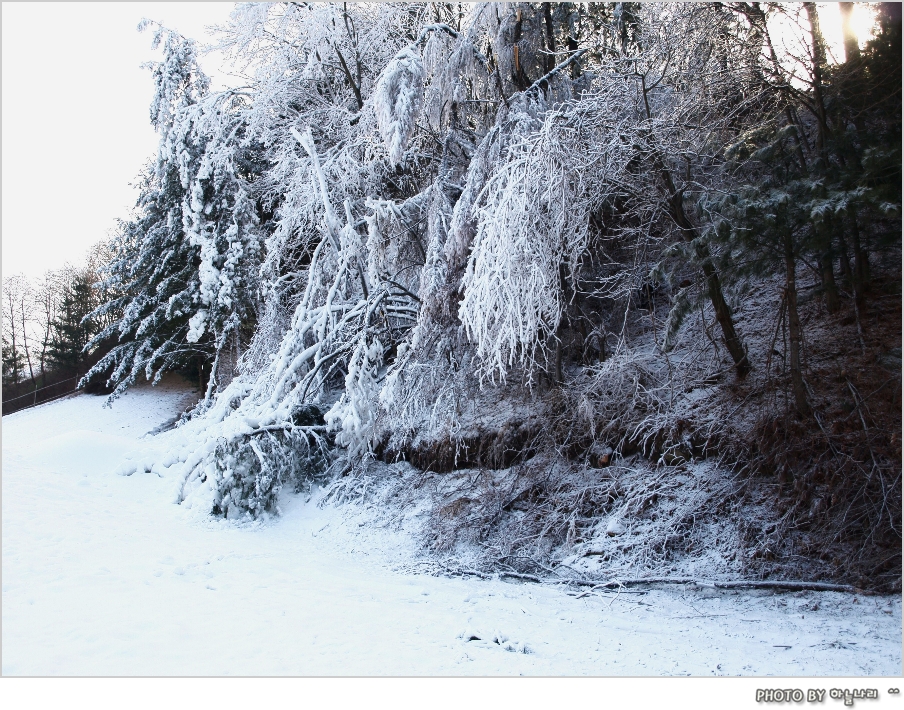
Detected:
left=641, top=124, right=750, bottom=376
left=839, top=2, right=862, bottom=63
left=512, top=9, right=526, bottom=90
left=700, top=258, right=750, bottom=376
left=7, top=317, right=19, bottom=384
left=19, top=299, right=35, bottom=385
left=850, top=214, right=870, bottom=294
left=820, top=249, right=841, bottom=314
left=553, top=265, right=567, bottom=383
left=804, top=3, right=831, bottom=155
left=784, top=233, right=810, bottom=415
left=814, top=217, right=841, bottom=314
left=553, top=337, right=563, bottom=384
left=543, top=3, right=556, bottom=74
left=566, top=11, right=580, bottom=78
left=837, top=231, right=857, bottom=298
left=659, top=165, right=750, bottom=376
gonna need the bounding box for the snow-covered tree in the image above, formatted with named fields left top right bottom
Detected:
left=84, top=1, right=898, bottom=582
left=83, top=24, right=265, bottom=401
left=165, top=2, right=767, bottom=512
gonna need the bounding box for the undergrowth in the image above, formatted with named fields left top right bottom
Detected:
left=322, top=270, right=901, bottom=592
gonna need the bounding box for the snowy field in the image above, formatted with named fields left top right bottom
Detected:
left=2, top=381, right=900, bottom=676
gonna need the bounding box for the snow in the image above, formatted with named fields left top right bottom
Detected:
left=373, top=45, right=425, bottom=165
left=3, top=382, right=900, bottom=675
left=458, top=101, right=592, bottom=383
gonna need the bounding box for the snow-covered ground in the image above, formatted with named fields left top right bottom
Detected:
left=2, top=381, right=900, bottom=676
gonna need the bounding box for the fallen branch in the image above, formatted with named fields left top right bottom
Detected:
left=438, top=565, right=863, bottom=594
left=251, top=423, right=328, bottom=435
left=436, top=563, right=540, bottom=584
left=500, top=571, right=542, bottom=583
left=552, top=577, right=863, bottom=594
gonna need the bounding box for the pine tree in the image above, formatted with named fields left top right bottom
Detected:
left=709, top=125, right=818, bottom=414
left=46, top=271, right=99, bottom=377
left=82, top=24, right=265, bottom=401
left=2, top=335, right=24, bottom=387
left=701, top=3, right=902, bottom=415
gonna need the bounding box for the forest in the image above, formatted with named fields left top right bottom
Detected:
left=4, top=2, right=900, bottom=590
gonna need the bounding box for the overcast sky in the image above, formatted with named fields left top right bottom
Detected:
left=2, top=2, right=238, bottom=279
left=1, top=2, right=873, bottom=281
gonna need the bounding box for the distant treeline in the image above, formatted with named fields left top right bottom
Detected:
left=2, top=245, right=119, bottom=414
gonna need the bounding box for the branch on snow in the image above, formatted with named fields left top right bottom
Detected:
left=443, top=567, right=863, bottom=594
left=563, top=575, right=863, bottom=594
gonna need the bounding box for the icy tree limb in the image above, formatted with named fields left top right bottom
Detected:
left=524, top=49, right=587, bottom=96
left=291, top=126, right=371, bottom=297
left=290, top=127, right=341, bottom=250
left=414, top=23, right=460, bottom=46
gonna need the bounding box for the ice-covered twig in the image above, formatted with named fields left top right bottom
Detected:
left=414, top=23, right=459, bottom=46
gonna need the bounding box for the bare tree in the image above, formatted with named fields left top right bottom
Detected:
left=3, top=274, right=35, bottom=386
left=33, top=270, right=62, bottom=385
left=2, top=275, right=24, bottom=385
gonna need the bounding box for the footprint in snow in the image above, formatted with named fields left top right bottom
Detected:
left=459, top=629, right=530, bottom=654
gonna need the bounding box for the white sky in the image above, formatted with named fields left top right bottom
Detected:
left=2, top=2, right=239, bottom=279
left=1, top=2, right=877, bottom=281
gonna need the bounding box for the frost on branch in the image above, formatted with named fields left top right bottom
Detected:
left=458, top=100, right=590, bottom=382
left=417, top=185, right=454, bottom=322
left=373, top=46, right=425, bottom=165
left=326, top=336, right=384, bottom=459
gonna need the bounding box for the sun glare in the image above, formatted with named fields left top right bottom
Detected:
left=763, top=3, right=880, bottom=89
left=817, top=2, right=878, bottom=64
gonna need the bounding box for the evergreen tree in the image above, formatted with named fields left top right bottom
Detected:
left=709, top=124, right=820, bottom=414
left=83, top=24, right=265, bottom=400
left=2, top=335, right=24, bottom=387
left=698, top=3, right=902, bottom=415
left=47, top=271, right=99, bottom=376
